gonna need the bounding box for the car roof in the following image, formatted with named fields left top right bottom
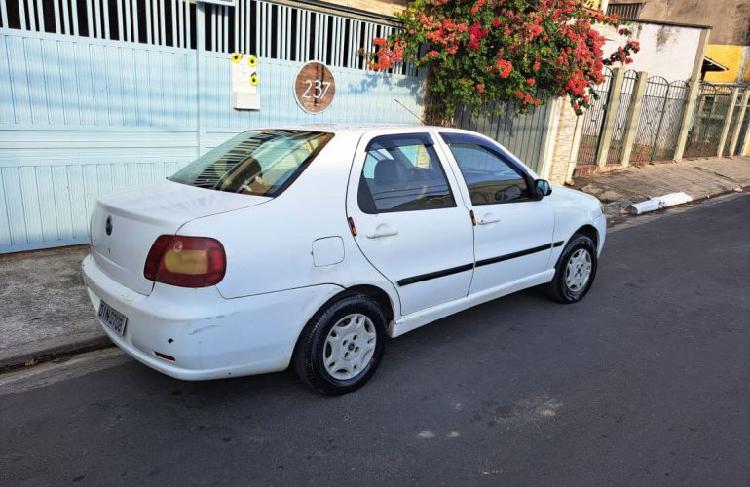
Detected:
left=251, top=124, right=472, bottom=137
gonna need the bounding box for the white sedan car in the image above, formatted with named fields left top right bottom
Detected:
left=83, top=126, right=605, bottom=394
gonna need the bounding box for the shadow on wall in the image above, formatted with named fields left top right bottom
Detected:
left=345, top=71, right=426, bottom=122
left=348, top=71, right=424, bottom=97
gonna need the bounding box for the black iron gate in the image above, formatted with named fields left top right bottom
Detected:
left=732, top=96, right=750, bottom=156
left=604, top=70, right=637, bottom=164
left=723, top=88, right=748, bottom=156
left=576, top=67, right=614, bottom=165
left=629, top=77, right=690, bottom=163
left=683, top=84, right=735, bottom=158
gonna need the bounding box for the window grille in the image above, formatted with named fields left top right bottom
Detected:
left=0, top=0, right=411, bottom=73
left=606, top=2, right=644, bottom=20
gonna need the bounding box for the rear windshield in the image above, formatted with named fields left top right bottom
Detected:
left=169, top=130, right=334, bottom=197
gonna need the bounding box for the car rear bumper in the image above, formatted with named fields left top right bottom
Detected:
left=82, top=254, right=341, bottom=381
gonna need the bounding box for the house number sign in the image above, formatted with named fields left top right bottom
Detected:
left=294, top=61, right=336, bottom=114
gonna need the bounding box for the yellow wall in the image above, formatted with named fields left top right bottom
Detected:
left=583, top=0, right=602, bottom=9
left=704, top=44, right=750, bottom=83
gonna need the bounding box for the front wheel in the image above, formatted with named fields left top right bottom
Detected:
left=546, top=234, right=598, bottom=304
left=293, top=294, right=386, bottom=395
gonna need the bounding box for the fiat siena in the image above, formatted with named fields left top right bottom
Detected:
left=83, top=126, right=606, bottom=394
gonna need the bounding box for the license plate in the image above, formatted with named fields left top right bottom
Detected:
left=97, top=300, right=128, bottom=336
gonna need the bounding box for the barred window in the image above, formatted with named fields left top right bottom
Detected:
left=606, top=3, right=644, bottom=20
left=0, top=0, right=197, bottom=48
left=0, top=0, right=413, bottom=74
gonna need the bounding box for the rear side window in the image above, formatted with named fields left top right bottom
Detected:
left=169, top=130, right=333, bottom=197
left=357, top=133, right=456, bottom=213
left=441, top=134, right=531, bottom=205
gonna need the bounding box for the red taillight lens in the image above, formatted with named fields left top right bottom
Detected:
left=144, top=235, right=226, bottom=287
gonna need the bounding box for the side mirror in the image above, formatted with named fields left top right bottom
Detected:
left=533, top=179, right=552, bottom=199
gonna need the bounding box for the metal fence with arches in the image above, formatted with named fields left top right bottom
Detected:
left=683, top=84, right=736, bottom=158
left=630, top=77, right=691, bottom=163
left=605, top=69, right=637, bottom=165
left=576, top=67, right=613, bottom=165
left=722, top=87, right=748, bottom=157
left=731, top=94, right=750, bottom=156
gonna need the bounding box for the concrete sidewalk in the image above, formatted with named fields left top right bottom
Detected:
left=0, top=155, right=748, bottom=372
left=0, top=246, right=108, bottom=371
left=573, top=156, right=750, bottom=223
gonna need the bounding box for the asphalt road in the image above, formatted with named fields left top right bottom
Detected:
left=2, top=194, right=749, bottom=487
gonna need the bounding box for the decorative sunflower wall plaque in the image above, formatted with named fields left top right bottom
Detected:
left=230, top=53, right=260, bottom=110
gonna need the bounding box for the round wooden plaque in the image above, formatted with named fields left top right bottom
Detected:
left=294, top=61, right=336, bottom=114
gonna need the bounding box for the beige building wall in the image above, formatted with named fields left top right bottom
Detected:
left=321, top=0, right=406, bottom=17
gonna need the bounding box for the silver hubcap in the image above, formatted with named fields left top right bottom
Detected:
left=323, top=314, right=377, bottom=381
left=565, top=248, right=592, bottom=292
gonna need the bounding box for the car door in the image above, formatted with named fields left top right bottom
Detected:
left=346, top=131, right=474, bottom=316
left=437, top=132, right=555, bottom=295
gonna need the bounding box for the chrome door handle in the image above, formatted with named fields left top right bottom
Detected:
left=366, top=224, right=399, bottom=239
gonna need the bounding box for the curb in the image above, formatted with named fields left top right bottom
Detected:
left=0, top=336, right=114, bottom=375
left=600, top=185, right=746, bottom=227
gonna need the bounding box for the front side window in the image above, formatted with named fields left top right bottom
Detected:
left=443, top=140, right=531, bottom=205
left=169, top=130, right=333, bottom=197
left=357, top=134, right=456, bottom=213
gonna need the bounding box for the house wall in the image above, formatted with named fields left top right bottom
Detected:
left=704, top=44, right=750, bottom=83
left=608, top=0, right=750, bottom=46
left=601, top=21, right=705, bottom=82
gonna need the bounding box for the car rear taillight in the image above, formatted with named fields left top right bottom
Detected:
left=144, top=235, right=226, bottom=287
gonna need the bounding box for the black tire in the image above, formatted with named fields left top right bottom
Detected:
left=546, top=234, right=598, bottom=304
left=293, top=294, right=387, bottom=395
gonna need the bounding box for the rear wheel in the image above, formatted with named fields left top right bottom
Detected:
left=546, top=234, right=598, bottom=304
left=293, top=294, right=386, bottom=395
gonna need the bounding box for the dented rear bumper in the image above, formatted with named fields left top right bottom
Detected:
left=82, top=254, right=341, bottom=380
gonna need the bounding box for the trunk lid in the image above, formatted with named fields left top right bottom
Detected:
left=90, top=179, right=269, bottom=295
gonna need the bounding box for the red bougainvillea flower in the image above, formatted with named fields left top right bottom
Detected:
left=469, top=22, right=489, bottom=50
left=366, top=0, right=639, bottom=119
left=495, top=58, right=512, bottom=78
left=527, top=22, right=544, bottom=40
left=469, top=0, right=485, bottom=14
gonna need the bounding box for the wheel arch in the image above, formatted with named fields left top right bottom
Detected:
left=551, top=224, right=600, bottom=272
left=574, top=224, right=599, bottom=248
left=342, top=284, right=396, bottom=327
left=290, top=283, right=397, bottom=365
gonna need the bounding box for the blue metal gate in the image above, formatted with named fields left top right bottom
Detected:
left=0, top=0, right=424, bottom=253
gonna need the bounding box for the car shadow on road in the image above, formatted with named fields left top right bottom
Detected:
left=113, top=284, right=560, bottom=405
